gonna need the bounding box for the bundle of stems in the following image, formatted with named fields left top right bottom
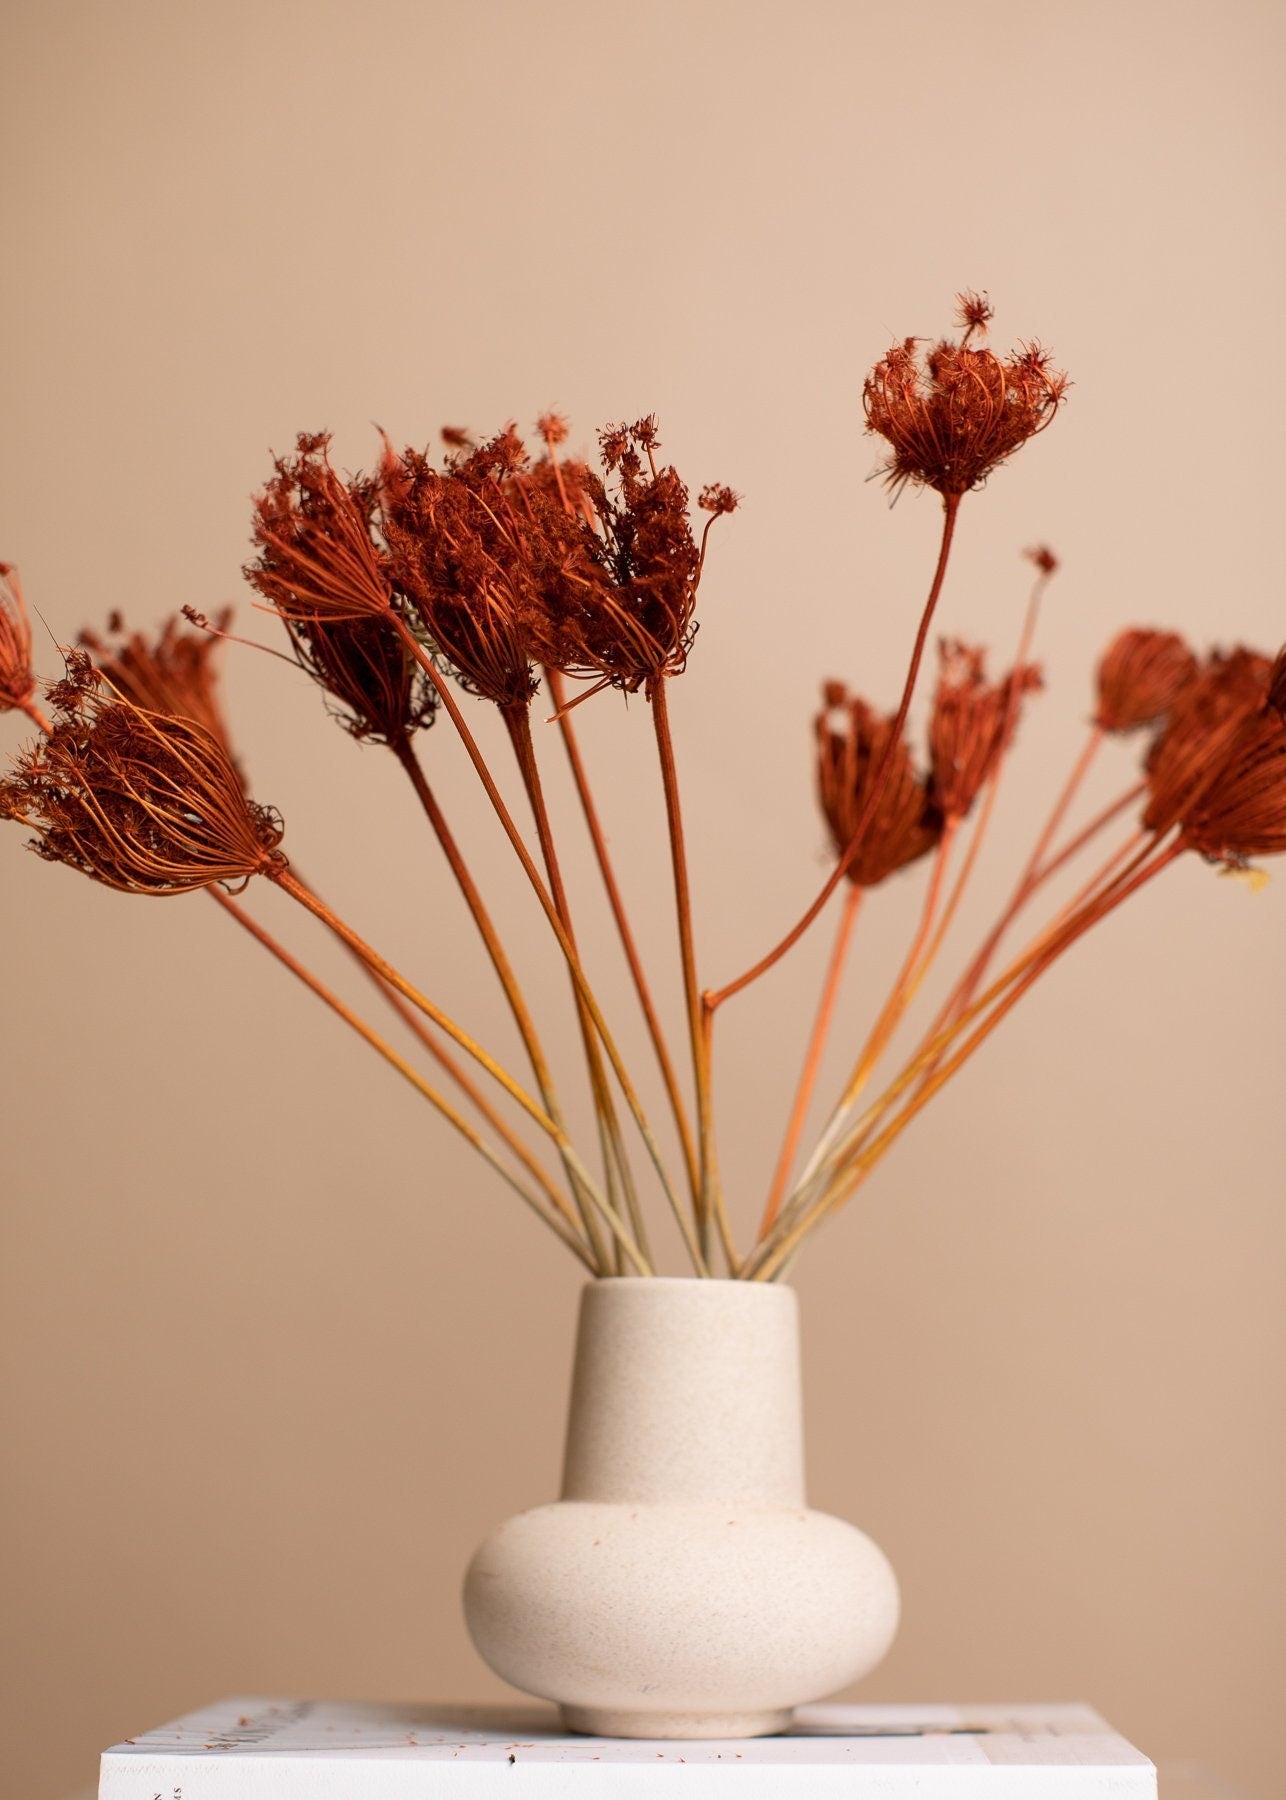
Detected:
left=3, top=297, right=1283, bottom=1279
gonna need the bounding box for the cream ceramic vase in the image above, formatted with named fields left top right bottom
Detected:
left=463, top=1276, right=899, bottom=1738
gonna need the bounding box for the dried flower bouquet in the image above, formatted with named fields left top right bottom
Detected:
left=3, top=294, right=1282, bottom=1281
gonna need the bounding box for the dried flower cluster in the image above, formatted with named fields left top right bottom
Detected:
left=863, top=294, right=1067, bottom=498
left=4, top=295, right=1281, bottom=1280
left=0, top=563, right=36, bottom=715
left=1, top=663, right=284, bottom=895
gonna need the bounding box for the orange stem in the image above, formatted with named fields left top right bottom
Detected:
left=208, top=887, right=594, bottom=1264
left=651, top=671, right=732, bottom=1273
left=546, top=665, right=701, bottom=1203
left=758, top=883, right=862, bottom=1239
left=707, top=490, right=962, bottom=1013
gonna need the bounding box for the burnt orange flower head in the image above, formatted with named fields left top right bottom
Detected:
left=816, top=681, right=942, bottom=887
left=534, top=418, right=735, bottom=696
left=0, top=563, right=37, bottom=714
left=1095, top=628, right=1198, bottom=733
left=79, top=609, right=237, bottom=757
left=248, top=433, right=394, bottom=627
left=382, top=426, right=591, bottom=710
left=863, top=296, right=1067, bottom=498
left=1181, top=654, right=1286, bottom=865
left=0, top=660, right=285, bottom=896
left=928, top=640, right=1042, bottom=823
left=1143, top=647, right=1273, bottom=835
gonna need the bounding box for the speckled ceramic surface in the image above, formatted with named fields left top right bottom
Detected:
left=464, top=1277, right=899, bottom=1738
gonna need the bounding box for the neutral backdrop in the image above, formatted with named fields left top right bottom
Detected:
left=2, top=4, right=1283, bottom=1797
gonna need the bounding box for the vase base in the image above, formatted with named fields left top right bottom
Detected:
left=561, top=1704, right=794, bottom=1740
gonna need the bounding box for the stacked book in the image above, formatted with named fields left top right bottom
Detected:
left=98, top=1697, right=1157, bottom=1796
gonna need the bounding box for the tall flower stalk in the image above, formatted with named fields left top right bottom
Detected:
left=5, top=295, right=1280, bottom=1281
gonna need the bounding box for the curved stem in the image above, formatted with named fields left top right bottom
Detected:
left=744, top=829, right=1171, bottom=1277
left=707, top=491, right=962, bottom=1013
left=758, top=883, right=862, bottom=1239
left=18, top=696, right=53, bottom=734
left=502, top=703, right=647, bottom=1274
left=650, top=673, right=732, bottom=1273
left=271, top=863, right=650, bottom=1274
left=209, top=888, right=594, bottom=1267
left=546, top=666, right=701, bottom=1203
left=750, top=839, right=1185, bottom=1278
left=391, top=731, right=606, bottom=1270
left=391, top=617, right=686, bottom=1254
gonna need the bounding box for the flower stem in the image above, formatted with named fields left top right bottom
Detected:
left=546, top=666, right=701, bottom=1204
left=209, top=888, right=595, bottom=1267
left=19, top=696, right=52, bottom=734
left=758, top=883, right=863, bottom=1239
left=502, top=702, right=649, bottom=1274
left=391, top=617, right=688, bottom=1258
left=272, top=863, right=651, bottom=1273
left=650, top=672, right=736, bottom=1274
left=390, top=731, right=607, bottom=1270
left=749, top=838, right=1185, bottom=1278
left=707, top=491, right=962, bottom=1013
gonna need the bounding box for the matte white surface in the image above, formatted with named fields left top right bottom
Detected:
left=98, top=1698, right=1158, bottom=1797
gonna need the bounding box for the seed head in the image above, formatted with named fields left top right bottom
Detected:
left=816, top=682, right=942, bottom=886
left=1144, top=647, right=1273, bottom=834
left=863, top=304, right=1067, bottom=498
left=1095, top=628, right=1198, bottom=733
left=1182, top=684, right=1286, bottom=865
left=248, top=433, right=395, bottom=626
left=0, top=670, right=285, bottom=895
left=382, top=429, right=578, bottom=709
left=928, top=640, right=1042, bottom=822
left=79, top=609, right=238, bottom=758
left=0, top=563, right=36, bottom=713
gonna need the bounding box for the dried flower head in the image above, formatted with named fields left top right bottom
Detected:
left=382, top=428, right=585, bottom=709
left=1181, top=689, right=1286, bottom=865
left=0, top=671, right=285, bottom=895
left=248, top=433, right=395, bottom=626
left=1095, top=628, right=1198, bottom=733
left=955, top=290, right=994, bottom=339
left=79, top=609, right=237, bottom=756
left=288, top=613, right=437, bottom=745
left=863, top=305, right=1067, bottom=498
left=816, top=682, right=942, bottom=886
left=928, top=641, right=1043, bottom=822
left=1025, top=544, right=1059, bottom=577
left=546, top=419, right=709, bottom=693
left=0, top=562, right=37, bottom=713
left=1143, top=647, right=1273, bottom=834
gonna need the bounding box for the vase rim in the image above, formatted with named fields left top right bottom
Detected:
left=583, top=1274, right=794, bottom=1293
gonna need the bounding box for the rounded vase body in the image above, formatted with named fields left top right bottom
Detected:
left=463, top=1277, right=899, bottom=1738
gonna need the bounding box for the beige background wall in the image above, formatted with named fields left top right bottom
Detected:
left=2, top=3, right=1283, bottom=1796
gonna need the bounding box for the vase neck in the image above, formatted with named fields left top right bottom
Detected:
left=559, top=1279, right=806, bottom=1507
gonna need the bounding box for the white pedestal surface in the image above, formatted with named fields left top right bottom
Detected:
left=98, top=1697, right=1157, bottom=1797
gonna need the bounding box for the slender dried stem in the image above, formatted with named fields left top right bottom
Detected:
left=502, top=702, right=649, bottom=1274
left=707, top=490, right=962, bottom=1013
left=18, top=696, right=53, bottom=734
left=650, top=672, right=734, bottom=1273
left=390, top=616, right=689, bottom=1256
left=758, top=883, right=863, bottom=1239
left=209, top=888, right=595, bottom=1267
left=272, top=863, right=651, bottom=1273
left=750, top=838, right=1184, bottom=1279
left=546, top=666, right=701, bottom=1203
left=390, top=731, right=607, bottom=1269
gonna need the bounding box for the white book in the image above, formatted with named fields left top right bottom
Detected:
left=98, top=1697, right=1157, bottom=1797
